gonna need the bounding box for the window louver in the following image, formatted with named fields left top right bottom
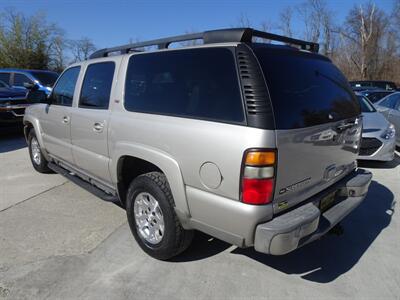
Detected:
left=236, top=44, right=275, bottom=129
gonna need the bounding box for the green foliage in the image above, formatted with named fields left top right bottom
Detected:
left=0, top=10, right=54, bottom=69
left=0, top=8, right=96, bottom=72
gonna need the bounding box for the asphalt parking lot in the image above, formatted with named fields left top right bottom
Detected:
left=0, top=130, right=399, bottom=300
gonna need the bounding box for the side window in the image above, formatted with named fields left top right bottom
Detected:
left=14, top=73, right=33, bottom=86
left=50, top=67, right=80, bottom=106
left=379, top=95, right=397, bottom=109
left=393, top=94, right=400, bottom=110
left=368, top=93, right=384, bottom=103
left=0, top=73, right=10, bottom=85
left=124, top=48, right=244, bottom=124
left=79, top=62, right=115, bottom=109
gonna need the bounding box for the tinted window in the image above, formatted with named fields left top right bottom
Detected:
left=254, top=46, right=360, bottom=129
left=0, top=73, right=10, bottom=85
left=373, top=82, right=396, bottom=90
left=350, top=81, right=397, bottom=90
left=0, top=80, right=8, bottom=88
left=14, top=73, right=32, bottom=86
left=79, top=62, right=115, bottom=109
left=124, top=48, right=244, bottom=123
left=50, top=67, right=80, bottom=106
left=367, top=92, right=392, bottom=103
left=379, top=94, right=399, bottom=109
left=357, top=96, right=376, bottom=113
left=29, top=71, right=59, bottom=87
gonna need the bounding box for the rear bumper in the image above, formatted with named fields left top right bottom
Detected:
left=254, top=168, right=372, bottom=255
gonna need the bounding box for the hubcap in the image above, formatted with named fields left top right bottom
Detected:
left=134, top=192, right=165, bottom=244
left=31, top=137, right=41, bottom=165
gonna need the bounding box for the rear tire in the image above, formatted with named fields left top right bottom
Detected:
left=126, top=172, right=193, bottom=260
left=28, top=129, right=52, bottom=173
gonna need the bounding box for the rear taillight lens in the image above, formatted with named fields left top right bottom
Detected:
left=240, top=150, right=276, bottom=205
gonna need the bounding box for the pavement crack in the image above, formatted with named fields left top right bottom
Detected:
left=0, top=181, right=68, bottom=213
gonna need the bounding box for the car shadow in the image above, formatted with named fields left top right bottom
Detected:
left=358, top=152, right=400, bottom=169
left=169, top=181, right=393, bottom=282
left=170, top=231, right=232, bottom=262
left=230, top=180, right=394, bottom=283
left=0, top=127, right=26, bottom=153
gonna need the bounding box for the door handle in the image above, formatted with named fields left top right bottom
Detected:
left=336, top=123, right=354, bottom=132
left=62, top=116, right=70, bottom=124
left=93, top=122, right=104, bottom=132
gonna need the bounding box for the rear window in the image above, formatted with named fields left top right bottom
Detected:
left=253, top=46, right=360, bottom=129
left=124, top=48, right=244, bottom=124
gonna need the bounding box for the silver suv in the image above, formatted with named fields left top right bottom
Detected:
left=23, top=28, right=372, bottom=260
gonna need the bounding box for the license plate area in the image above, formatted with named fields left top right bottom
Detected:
left=320, top=191, right=337, bottom=212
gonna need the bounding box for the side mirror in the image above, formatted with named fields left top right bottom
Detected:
left=27, top=90, right=51, bottom=104
left=23, top=82, right=39, bottom=91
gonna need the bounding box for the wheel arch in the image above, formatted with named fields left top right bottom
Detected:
left=23, top=116, right=50, bottom=160
left=111, top=143, right=191, bottom=224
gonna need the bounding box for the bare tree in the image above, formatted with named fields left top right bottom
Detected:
left=339, top=3, right=390, bottom=79
left=296, top=0, right=335, bottom=55
left=393, top=0, right=400, bottom=39
left=237, top=12, right=252, bottom=28
left=69, top=37, right=96, bottom=62
left=296, top=0, right=322, bottom=42
left=48, top=34, right=67, bottom=72
left=279, top=7, right=293, bottom=37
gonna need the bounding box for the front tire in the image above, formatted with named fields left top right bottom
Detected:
left=126, top=172, right=193, bottom=260
left=28, top=129, right=52, bottom=173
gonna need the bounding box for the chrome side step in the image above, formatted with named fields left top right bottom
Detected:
left=48, top=162, right=119, bottom=203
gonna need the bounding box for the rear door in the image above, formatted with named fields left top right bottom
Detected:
left=253, top=46, right=361, bottom=212
left=71, top=61, right=116, bottom=185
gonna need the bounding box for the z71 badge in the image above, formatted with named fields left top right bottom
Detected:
left=279, top=177, right=311, bottom=195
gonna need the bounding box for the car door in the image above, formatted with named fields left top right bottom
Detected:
left=70, top=61, right=115, bottom=184
left=40, top=66, right=81, bottom=163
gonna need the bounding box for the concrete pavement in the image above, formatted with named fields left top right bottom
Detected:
left=0, top=133, right=399, bottom=299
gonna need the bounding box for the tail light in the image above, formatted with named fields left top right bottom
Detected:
left=240, top=149, right=276, bottom=205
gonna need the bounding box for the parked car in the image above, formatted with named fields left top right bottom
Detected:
left=0, top=79, right=29, bottom=126
left=23, top=28, right=372, bottom=260
left=356, top=95, right=395, bottom=161
left=0, top=69, right=59, bottom=96
left=356, top=89, right=394, bottom=103
left=0, top=80, right=27, bottom=99
left=350, top=80, right=397, bottom=91
left=375, top=92, right=400, bottom=147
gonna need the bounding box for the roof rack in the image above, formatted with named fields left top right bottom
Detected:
left=89, top=28, right=319, bottom=59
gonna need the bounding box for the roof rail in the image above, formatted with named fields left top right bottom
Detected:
left=89, top=28, right=319, bottom=59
